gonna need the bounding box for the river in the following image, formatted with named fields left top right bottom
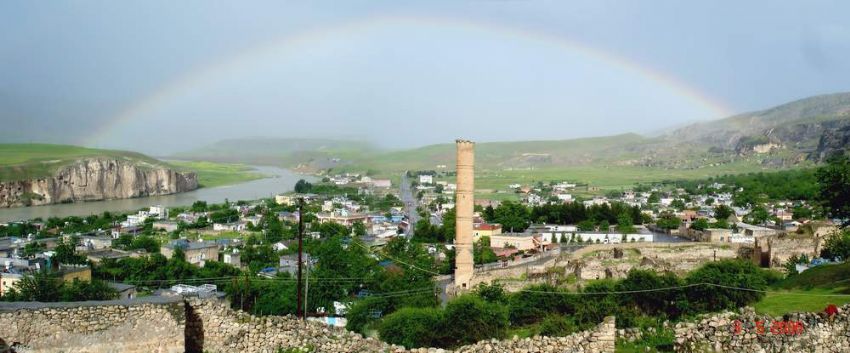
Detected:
left=0, top=166, right=315, bottom=222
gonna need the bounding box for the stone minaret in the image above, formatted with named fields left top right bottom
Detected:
left=454, top=139, right=475, bottom=289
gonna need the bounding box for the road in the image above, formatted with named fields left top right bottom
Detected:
left=399, top=172, right=419, bottom=236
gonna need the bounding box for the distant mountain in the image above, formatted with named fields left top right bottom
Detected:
left=173, top=92, right=850, bottom=175
left=172, top=138, right=379, bottom=172
left=668, top=92, right=850, bottom=157
left=349, top=92, right=850, bottom=173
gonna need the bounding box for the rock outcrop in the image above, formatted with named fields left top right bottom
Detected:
left=0, top=158, right=198, bottom=208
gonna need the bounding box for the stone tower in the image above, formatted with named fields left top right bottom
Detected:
left=454, top=139, right=475, bottom=289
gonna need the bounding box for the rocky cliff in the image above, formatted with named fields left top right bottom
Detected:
left=0, top=158, right=198, bottom=208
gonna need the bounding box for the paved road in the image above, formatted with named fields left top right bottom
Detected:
left=399, top=172, right=419, bottom=236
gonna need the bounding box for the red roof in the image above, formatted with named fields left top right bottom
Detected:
left=474, top=223, right=502, bottom=231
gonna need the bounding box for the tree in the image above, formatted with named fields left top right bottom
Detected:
left=747, top=206, right=770, bottom=225
left=352, top=221, right=368, bottom=237
left=670, top=199, right=686, bottom=211
left=294, top=179, right=313, bottom=193
left=820, top=229, right=850, bottom=261
left=190, top=201, right=208, bottom=212
left=713, top=205, right=733, bottom=221
left=816, top=154, right=850, bottom=225
left=656, top=212, right=681, bottom=230
left=577, top=220, right=595, bottom=232
left=474, top=237, right=498, bottom=264
left=616, top=213, right=636, bottom=234
left=492, top=201, right=530, bottom=233
left=685, top=260, right=774, bottom=313
left=792, top=205, right=813, bottom=221
left=691, top=218, right=709, bottom=231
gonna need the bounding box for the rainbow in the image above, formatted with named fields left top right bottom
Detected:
left=83, top=14, right=733, bottom=147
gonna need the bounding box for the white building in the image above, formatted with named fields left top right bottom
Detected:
left=419, top=174, right=434, bottom=184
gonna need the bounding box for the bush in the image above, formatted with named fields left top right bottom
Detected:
left=685, top=260, right=771, bottom=312
left=537, top=314, right=579, bottom=337
left=507, top=284, right=575, bottom=325
left=378, top=307, right=444, bottom=348
left=346, top=296, right=389, bottom=334
left=443, top=295, right=509, bottom=346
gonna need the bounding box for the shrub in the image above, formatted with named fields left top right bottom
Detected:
left=685, top=260, right=771, bottom=312
left=378, top=307, right=444, bottom=348
left=444, top=294, right=509, bottom=346
left=537, top=314, right=579, bottom=337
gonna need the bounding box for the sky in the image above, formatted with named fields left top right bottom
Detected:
left=1, top=0, right=849, bottom=155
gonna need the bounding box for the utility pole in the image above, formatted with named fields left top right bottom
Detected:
left=296, top=197, right=305, bottom=320
left=304, top=260, right=310, bottom=318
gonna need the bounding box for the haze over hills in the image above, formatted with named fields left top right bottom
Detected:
left=171, top=138, right=378, bottom=172
left=174, top=92, right=850, bottom=175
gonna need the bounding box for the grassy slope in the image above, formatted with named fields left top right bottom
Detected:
left=169, top=160, right=267, bottom=188
left=754, top=262, right=850, bottom=317
left=0, top=144, right=165, bottom=181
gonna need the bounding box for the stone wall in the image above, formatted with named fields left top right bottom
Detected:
left=186, top=297, right=616, bottom=353
left=0, top=297, right=186, bottom=353
left=1, top=296, right=616, bottom=353
left=675, top=305, right=850, bottom=353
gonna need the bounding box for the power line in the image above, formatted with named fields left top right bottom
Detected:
left=352, top=240, right=440, bottom=276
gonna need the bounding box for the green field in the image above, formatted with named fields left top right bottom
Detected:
left=169, top=160, right=267, bottom=188
left=753, top=262, right=850, bottom=317
left=423, top=158, right=777, bottom=200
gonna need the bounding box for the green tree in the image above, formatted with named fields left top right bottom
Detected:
left=294, top=179, right=313, bottom=193
left=691, top=218, right=709, bottom=231
left=617, top=213, right=636, bottom=234
left=352, top=221, right=368, bottom=237
left=747, top=206, right=770, bottom=225
left=493, top=201, right=530, bottom=233
left=820, top=229, right=850, bottom=261
left=713, top=205, right=733, bottom=220
left=816, top=154, right=850, bottom=225
left=685, top=260, right=773, bottom=313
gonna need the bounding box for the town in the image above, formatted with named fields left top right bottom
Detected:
left=2, top=144, right=849, bottom=352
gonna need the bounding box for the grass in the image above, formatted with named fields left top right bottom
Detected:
left=754, top=288, right=850, bottom=317
left=753, top=262, right=850, bottom=317
left=166, top=160, right=267, bottom=188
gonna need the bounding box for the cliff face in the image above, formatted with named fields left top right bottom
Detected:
left=0, top=159, right=198, bottom=208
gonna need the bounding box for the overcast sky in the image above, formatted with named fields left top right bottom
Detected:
left=2, top=1, right=849, bottom=154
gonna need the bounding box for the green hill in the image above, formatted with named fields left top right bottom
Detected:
left=172, top=137, right=378, bottom=171
left=0, top=144, right=167, bottom=182
left=0, top=144, right=264, bottom=188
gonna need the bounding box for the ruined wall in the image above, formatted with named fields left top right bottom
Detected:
left=675, top=305, right=850, bottom=353
left=0, top=297, right=186, bottom=353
